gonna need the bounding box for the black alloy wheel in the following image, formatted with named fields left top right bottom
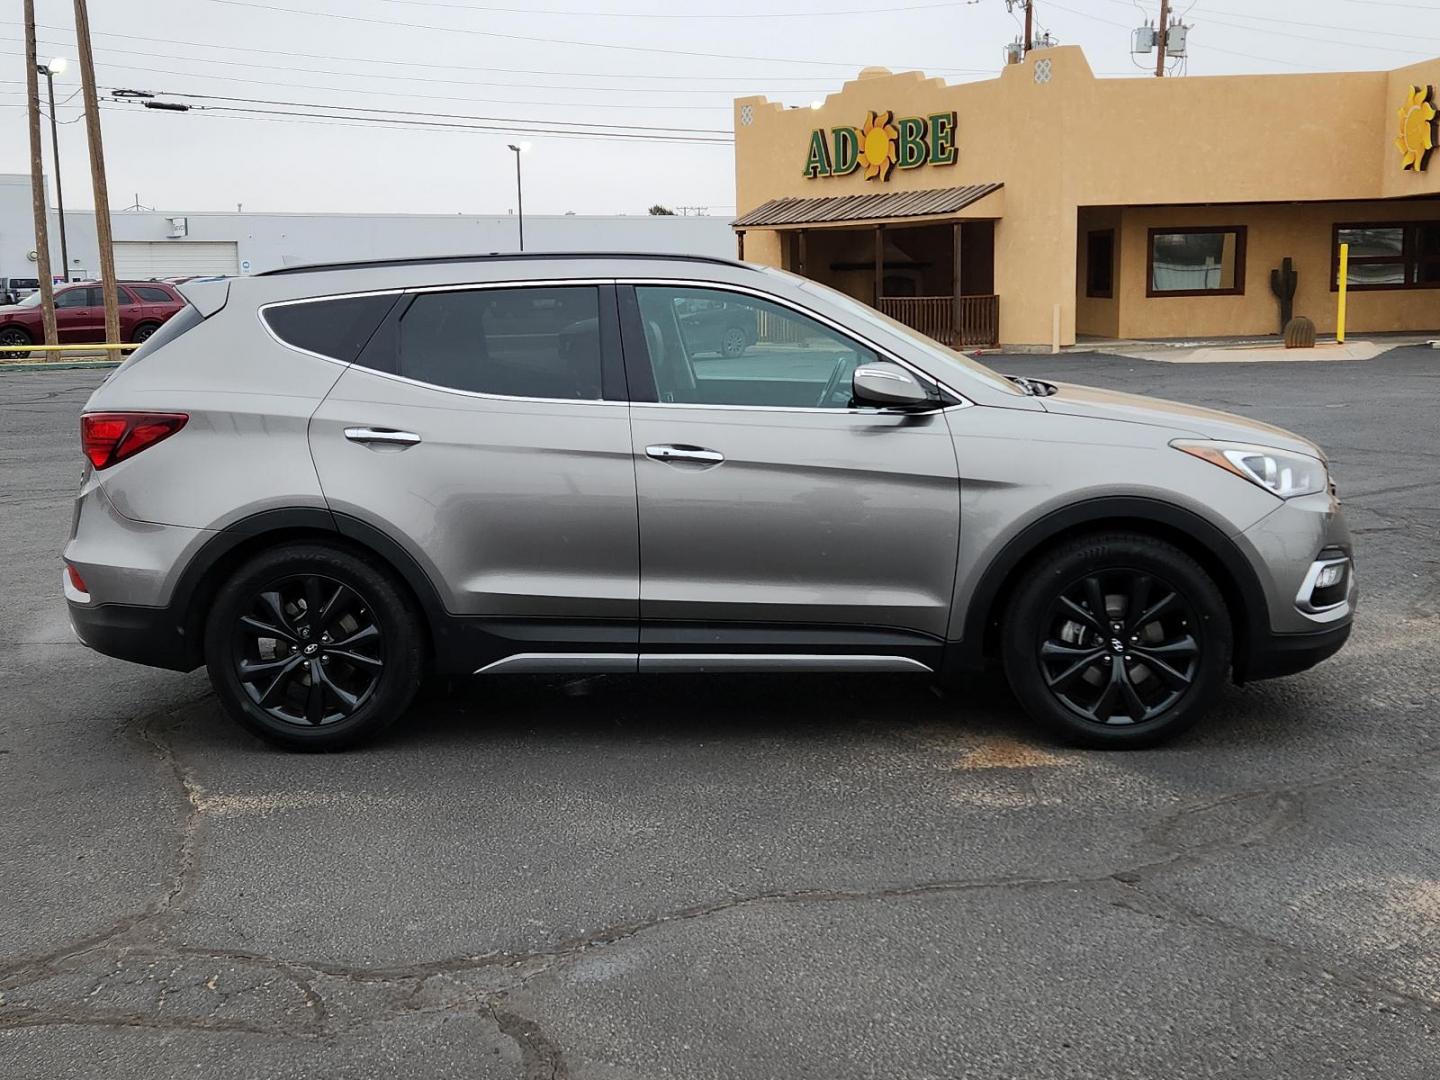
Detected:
left=1038, top=569, right=1199, bottom=726
left=0, top=325, right=32, bottom=358
left=205, top=544, right=424, bottom=750
left=1002, top=533, right=1231, bottom=748
left=720, top=326, right=748, bottom=358
left=132, top=322, right=159, bottom=343
left=233, top=574, right=384, bottom=727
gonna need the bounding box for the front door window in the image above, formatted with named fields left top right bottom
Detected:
left=633, top=285, right=879, bottom=410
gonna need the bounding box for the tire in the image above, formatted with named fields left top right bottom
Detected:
left=1001, top=532, right=1232, bottom=749
left=131, top=322, right=160, bottom=344
left=203, top=543, right=425, bottom=750
left=720, top=326, right=748, bottom=358
left=0, top=325, right=32, bottom=359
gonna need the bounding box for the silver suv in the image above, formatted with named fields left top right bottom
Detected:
left=64, top=254, right=1355, bottom=750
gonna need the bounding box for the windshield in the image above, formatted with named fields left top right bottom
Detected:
left=761, top=267, right=1023, bottom=398
left=14, top=291, right=43, bottom=309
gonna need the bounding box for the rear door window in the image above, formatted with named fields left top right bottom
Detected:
left=395, top=285, right=603, bottom=400
left=263, top=293, right=399, bottom=363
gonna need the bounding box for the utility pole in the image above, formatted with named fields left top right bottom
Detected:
left=23, top=0, right=57, bottom=348
left=72, top=0, right=120, bottom=360
left=22, top=1, right=56, bottom=347
left=1023, top=0, right=1034, bottom=54
left=40, top=60, right=71, bottom=283
left=1155, top=0, right=1170, bottom=77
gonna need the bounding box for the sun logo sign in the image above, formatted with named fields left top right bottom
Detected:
left=803, top=110, right=957, bottom=181
left=1396, top=85, right=1436, bottom=172
left=859, top=110, right=900, bottom=180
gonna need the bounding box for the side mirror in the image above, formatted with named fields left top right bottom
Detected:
left=852, top=362, right=932, bottom=409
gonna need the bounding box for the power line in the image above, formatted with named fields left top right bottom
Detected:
left=0, top=42, right=742, bottom=111
left=6, top=21, right=861, bottom=83
left=182, top=0, right=987, bottom=73
left=104, top=97, right=734, bottom=145
left=1160, top=1, right=1440, bottom=42
left=6, top=27, right=869, bottom=94
left=127, top=88, right=732, bottom=135
left=93, top=103, right=722, bottom=146
left=374, top=0, right=963, bottom=15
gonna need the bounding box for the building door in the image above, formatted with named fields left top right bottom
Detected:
left=619, top=283, right=960, bottom=663
left=113, top=241, right=240, bottom=279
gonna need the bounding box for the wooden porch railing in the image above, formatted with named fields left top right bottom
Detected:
left=878, top=294, right=999, bottom=348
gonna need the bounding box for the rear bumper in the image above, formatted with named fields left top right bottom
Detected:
left=1237, top=619, right=1351, bottom=683
left=68, top=599, right=197, bottom=672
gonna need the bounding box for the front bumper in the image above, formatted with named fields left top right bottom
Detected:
left=1233, top=489, right=1357, bottom=682
left=1238, top=620, right=1352, bottom=683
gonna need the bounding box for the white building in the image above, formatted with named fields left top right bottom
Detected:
left=0, top=174, right=736, bottom=281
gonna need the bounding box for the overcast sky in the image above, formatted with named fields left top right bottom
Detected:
left=4, top=0, right=1437, bottom=216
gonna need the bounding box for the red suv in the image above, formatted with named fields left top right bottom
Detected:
left=0, top=281, right=186, bottom=356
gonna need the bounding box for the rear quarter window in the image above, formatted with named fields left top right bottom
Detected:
left=262, top=294, right=400, bottom=363
left=133, top=285, right=175, bottom=303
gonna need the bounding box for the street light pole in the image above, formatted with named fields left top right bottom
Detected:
left=39, top=58, right=70, bottom=282
left=507, top=142, right=530, bottom=251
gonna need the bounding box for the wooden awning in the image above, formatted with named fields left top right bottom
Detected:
left=732, top=183, right=1003, bottom=229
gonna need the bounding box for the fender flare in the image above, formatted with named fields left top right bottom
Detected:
left=168, top=507, right=452, bottom=667
left=949, top=495, right=1270, bottom=673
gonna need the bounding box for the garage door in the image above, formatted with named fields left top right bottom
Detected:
left=113, top=241, right=240, bottom=279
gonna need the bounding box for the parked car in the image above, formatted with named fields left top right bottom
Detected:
left=0, top=280, right=186, bottom=355
left=675, top=295, right=758, bottom=358
left=64, top=254, right=1355, bottom=751
left=0, top=276, right=41, bottom=305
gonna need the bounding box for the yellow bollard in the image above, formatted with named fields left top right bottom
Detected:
left=1336, top=242, right=1349, bottom=345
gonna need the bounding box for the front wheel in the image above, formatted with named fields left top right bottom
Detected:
left=1001, top=533, right=1232, bottom=749
left=720, top=326, right=748, bottom=358
left=204, top=544, right=424, bottom=750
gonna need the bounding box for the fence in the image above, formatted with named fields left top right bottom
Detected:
left=877, top=294, right=1000, bottom=348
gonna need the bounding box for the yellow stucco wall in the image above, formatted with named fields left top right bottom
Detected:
left=735, top=47, right=1440, bottom=345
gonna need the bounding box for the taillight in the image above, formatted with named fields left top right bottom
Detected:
left=81, top=412, right=188, bottom=469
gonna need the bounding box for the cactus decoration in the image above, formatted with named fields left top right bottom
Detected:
left=1270, top=257, right=1298, bottom=335
left=1284, top=316, right=1317, bottom=349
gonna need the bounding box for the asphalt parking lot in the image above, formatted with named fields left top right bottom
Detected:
left=2, top=347, right=1438, bottom=1079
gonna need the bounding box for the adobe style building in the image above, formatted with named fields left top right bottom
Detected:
left=731, top=47, right=1440, bottom=347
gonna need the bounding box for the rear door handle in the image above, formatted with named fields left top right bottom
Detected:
left=344, top=427, right=421, bottom=446
left=645, top=444, right=724, bottom=465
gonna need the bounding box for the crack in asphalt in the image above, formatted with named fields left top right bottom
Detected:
left=0, top=693, right=215, bottom=989
left=6, top=694, right=1440, bottom=1060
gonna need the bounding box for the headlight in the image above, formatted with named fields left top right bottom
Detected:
left=1172, top=440, right=1328, bottom=498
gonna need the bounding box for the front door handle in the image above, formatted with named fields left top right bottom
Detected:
left=344, top=427, right=421, bottom=446
left=645, top=444, right=724, bottom=465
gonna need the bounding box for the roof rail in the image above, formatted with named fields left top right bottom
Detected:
left=257, top=251, right=752, bottom=277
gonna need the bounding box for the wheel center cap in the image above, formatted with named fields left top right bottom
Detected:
left=1109, top=637, right=1124, bottom=653
left=303, top=643, right=319, bottom=656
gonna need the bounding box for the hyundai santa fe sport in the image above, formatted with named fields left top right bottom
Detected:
left=63, top=253, right=1356, bottom=750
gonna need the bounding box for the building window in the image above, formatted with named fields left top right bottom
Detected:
left=1333, top=222, right=1440, bottom=290
left=1146, top=227, right=1246, bottom=297
left=1086, top=230, right=1115, bottom=299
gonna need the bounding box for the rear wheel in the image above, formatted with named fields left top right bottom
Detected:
left=1001, top=533, right=1231, bottom=749
left=0, top=325, right=32, bottom=359
left=131, top=321, right=161, bottom=344
left=204, top=544, right=424, bottom=750
left=720, top=326, right=748, bottom=358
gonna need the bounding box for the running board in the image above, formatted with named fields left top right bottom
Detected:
left=474, top=653, right=933, bottom=675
